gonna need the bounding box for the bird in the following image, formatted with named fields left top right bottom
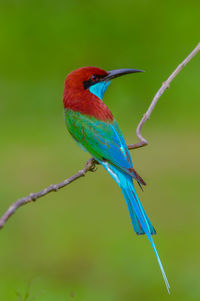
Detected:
left=63, top=66, right=170, bottom=293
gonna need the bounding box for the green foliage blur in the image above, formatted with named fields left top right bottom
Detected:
left=0, top=0, right=199, bottom=300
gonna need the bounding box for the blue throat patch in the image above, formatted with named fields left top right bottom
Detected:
left=89, top=81, right=111, bottom=100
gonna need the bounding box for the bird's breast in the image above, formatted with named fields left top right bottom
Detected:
left=63, top=89, right=113, bottom=122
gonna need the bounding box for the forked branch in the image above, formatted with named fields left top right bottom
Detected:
left=0, top=43, right=199, bottom=230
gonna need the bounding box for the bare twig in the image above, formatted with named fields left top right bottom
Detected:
left=0, top=43, right=199, bottom=230
left=0, top=158, right=97, bottom=229
left=128, top=42, right=200, bottom=149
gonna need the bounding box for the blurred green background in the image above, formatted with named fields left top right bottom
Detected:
left=0, top=0, right=199, bottom=300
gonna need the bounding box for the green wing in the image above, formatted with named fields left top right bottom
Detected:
left=65, top=109, right=135, bottom=174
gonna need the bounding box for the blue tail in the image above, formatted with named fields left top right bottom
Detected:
left=101, top=161, right=170, bottom=293
left=121, top=187, right=156, bottom=235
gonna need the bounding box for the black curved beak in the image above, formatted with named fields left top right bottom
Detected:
left=103, top=68, right=144, bottom=81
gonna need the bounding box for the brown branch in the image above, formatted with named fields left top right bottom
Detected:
left=129, top=42, right=200, bottom=149
left=0, top=43, right=199, bottom=230
left=0, top=158, right=97, bottom=229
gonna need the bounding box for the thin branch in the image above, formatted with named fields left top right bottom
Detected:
left=0, top=158, right=97, bottom=229
left=0, top=43, right=199, bottom=230
left=128, top=42, right=200, bottom=149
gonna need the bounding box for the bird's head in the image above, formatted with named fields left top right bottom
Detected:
left=64, top=66, right=143, bottom=100
left=63, top=66, right=143, bottom=121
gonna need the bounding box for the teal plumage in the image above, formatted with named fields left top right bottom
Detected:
left=63, top=66, right=170, bottom=293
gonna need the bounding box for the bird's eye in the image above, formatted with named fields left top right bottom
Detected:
left=91, top=75, right=98, bottom=82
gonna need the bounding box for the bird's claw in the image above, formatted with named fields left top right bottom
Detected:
left=85, top=158, right=98, bottom=172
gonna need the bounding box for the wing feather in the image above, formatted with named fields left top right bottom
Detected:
left=65, top=110, right=145, bottom=186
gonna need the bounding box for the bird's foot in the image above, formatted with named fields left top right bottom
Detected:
left=86, top=158, right=98, bottom=172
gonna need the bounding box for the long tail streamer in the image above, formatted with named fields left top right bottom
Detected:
left=102, top=162, right=170, bottom=293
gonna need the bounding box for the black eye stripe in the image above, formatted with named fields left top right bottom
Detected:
left=83, top=74, right=102, bottom=89
left=83, top=79, right=93, bottom=89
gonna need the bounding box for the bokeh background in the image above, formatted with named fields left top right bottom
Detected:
left=0, top=1, right=199, bottom=300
